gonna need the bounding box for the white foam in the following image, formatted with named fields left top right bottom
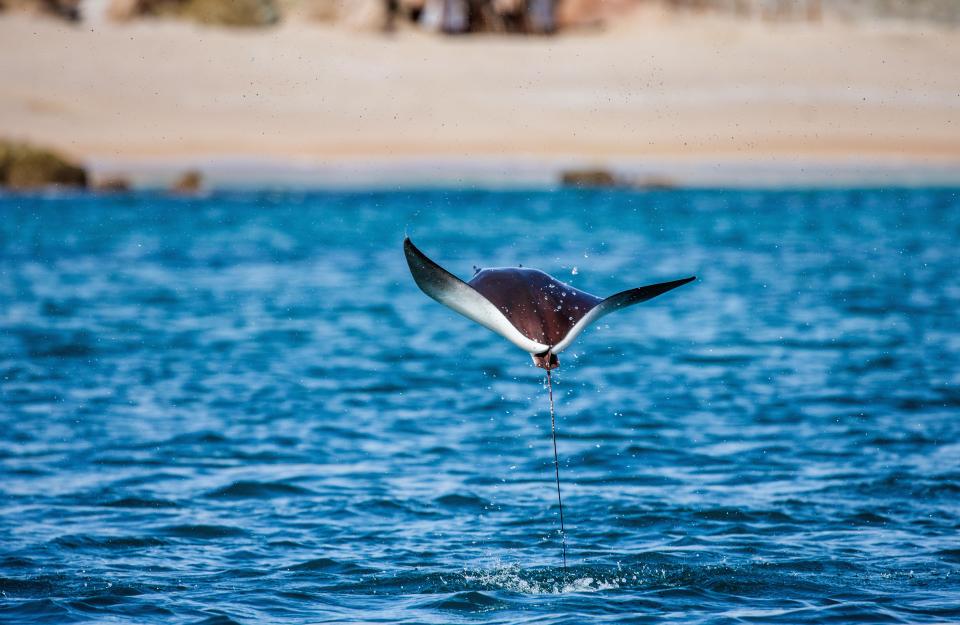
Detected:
left=461, top=563, right=623, bottom=595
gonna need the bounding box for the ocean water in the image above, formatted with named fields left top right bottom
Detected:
left=1, top=188, right=958, bottom=624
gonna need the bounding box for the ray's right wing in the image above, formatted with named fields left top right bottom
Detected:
left=403, top=238, right=550, bottom=355
left=551, top=276, right=696, bottom=355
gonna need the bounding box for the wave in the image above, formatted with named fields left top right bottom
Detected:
left=100, top=497, right=180, bottom=509
left=204, top=480, right=315, bottom=499
left=286, top=558, right=380, bottom=575
left=52, top=534, right=168, bottom=549
left=159, top=524, right=248, bottom=539
left=433, top=493, right=492, bottom=510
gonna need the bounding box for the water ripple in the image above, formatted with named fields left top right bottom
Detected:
left=1, top=188, right=958, bottom=624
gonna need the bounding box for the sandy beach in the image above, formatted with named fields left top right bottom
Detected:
left=2, top=11, right=959, bottom=186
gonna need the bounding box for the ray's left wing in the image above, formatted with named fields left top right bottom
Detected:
left=550, top=276, right=696, bottom=355
left=404, top=238, right=550, bottom=355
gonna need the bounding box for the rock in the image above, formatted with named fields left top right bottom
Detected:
left=633, top=175, right=675, bottom=190
left=179, top=0, right=279, bottom=26
left=171, top=170, right=203, bottom=194
left=106, top=0, right=279, bottom=26
left=0, top=140, right=88, bottom=190
left=560, top=168, right=678, bottom=190
left=560, top=167, right=618, bottom=188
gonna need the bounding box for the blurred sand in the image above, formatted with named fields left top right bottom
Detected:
left=1, top=11, right=958, bottom=185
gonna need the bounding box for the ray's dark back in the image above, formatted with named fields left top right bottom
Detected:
left=467, top=268, right=602, bottom=346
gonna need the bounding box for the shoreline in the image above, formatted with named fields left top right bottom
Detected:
left=88, top=154, right=960, bottom=189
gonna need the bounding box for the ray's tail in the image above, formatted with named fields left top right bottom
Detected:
left=546, top=368, right=567, bottom=574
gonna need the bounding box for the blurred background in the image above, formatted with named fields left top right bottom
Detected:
left=2, top=2, right=960, bottom=623
left=1, top=0, right=958, bottom=189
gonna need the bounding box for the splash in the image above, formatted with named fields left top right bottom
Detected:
left=461, top=563, right=623, bottom=595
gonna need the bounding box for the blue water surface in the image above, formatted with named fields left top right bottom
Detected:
left=1, top=188, right=958, bottom=624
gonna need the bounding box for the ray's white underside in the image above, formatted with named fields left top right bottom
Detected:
left=404, top=238, right=551, bottom=355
